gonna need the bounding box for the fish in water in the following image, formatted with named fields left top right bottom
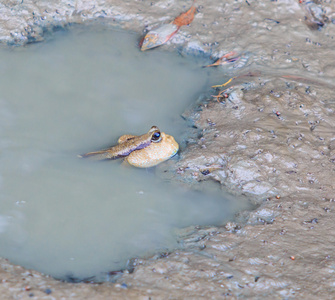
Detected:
left=79, top=126, right=179, bottom=168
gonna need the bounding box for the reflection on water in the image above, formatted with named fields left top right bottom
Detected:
left=0, top=26, right=251, bottom=280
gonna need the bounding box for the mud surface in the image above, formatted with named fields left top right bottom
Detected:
left=1, top=0, right=335, bottom=299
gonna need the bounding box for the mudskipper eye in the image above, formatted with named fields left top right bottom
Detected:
left=151, top=131, right=161, bottom=142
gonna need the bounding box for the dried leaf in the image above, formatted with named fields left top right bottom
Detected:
left=204, top=51, right=239, bottom=68
left=173, top=5, right=196, bottom=27
left=140, top=23, right=179, bottom=51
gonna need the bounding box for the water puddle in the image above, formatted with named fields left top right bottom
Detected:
left=0, top=26, right=253, bottom=281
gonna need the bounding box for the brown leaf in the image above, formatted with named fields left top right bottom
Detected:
left=204, top=51, right=238, bottom=68
left=173, top=5, right=196, bottom=27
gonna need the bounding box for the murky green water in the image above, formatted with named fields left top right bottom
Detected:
left=0, top=27, right=251, bottom=281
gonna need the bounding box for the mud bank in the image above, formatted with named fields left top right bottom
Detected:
left=1, top=0, right=335, bottom=299
left=178, top=79, right=335, bottom=199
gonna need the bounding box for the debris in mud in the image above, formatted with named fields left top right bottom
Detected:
left=44, top=289, right=52, bottom=295
left=300, top=0, right=329, bottom=30
left=211, top=72, right=259, bottom=102
left=303, top=218, right=318, bottom=224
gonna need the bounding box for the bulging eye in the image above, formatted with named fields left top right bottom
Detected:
left=151, top=131, right=161, bottom=142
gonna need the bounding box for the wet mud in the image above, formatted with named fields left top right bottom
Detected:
left=1, top=0, right=335, bottom=299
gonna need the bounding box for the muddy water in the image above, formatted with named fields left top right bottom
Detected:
left=0, top=27, right=251, bottom=281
